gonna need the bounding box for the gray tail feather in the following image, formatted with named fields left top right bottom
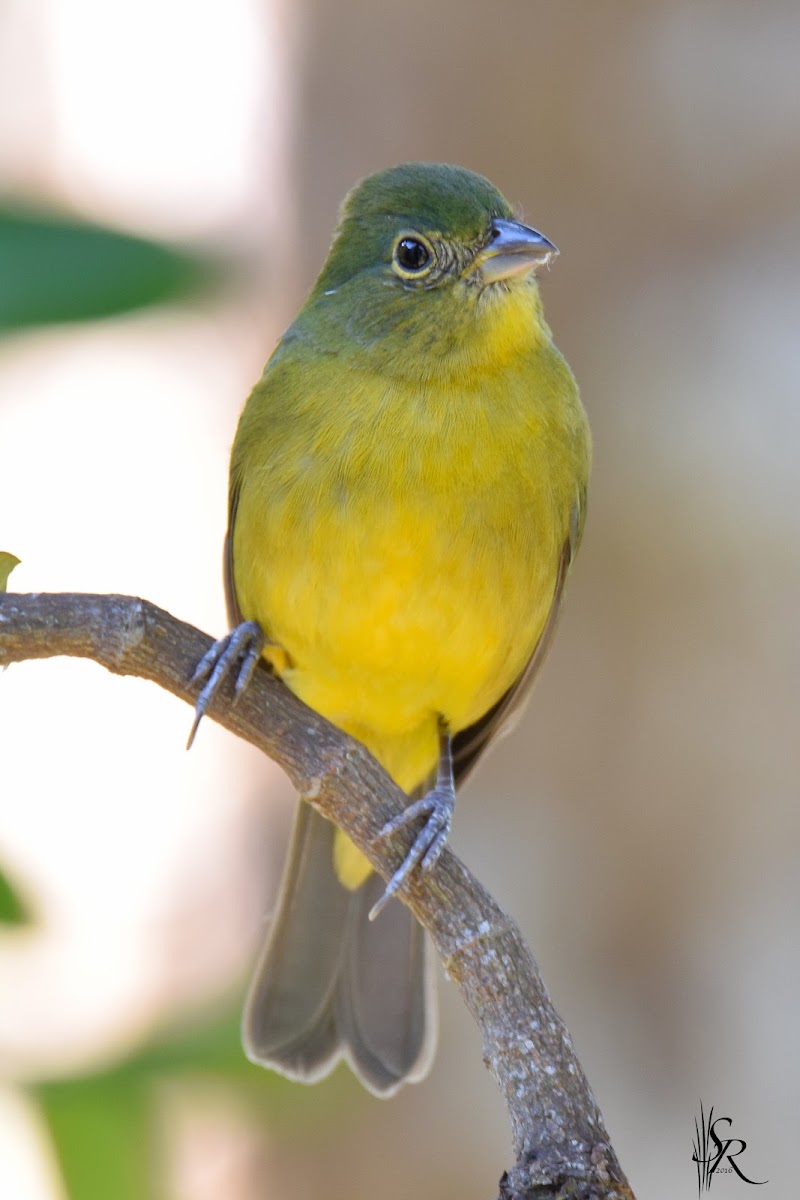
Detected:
left=242, top=803, right=437, bottom=1096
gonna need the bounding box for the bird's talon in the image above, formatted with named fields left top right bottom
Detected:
left=368, top=882, right=397, bottom=922
left=233, top=643, right=261, bottom=698
left=420, top=827, right=449, bottom=873
left=189, top=640, right=222, bottom=688
left=375, top=795, right=430, bottom=842
left=187, top=621, right=265, bottom=748
left=370, top=779, right=455, bottom=919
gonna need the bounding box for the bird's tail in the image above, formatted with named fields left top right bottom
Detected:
left=242, top=802, right=437, bottom=1096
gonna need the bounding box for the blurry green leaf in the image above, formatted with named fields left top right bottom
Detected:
left=78, top=1005, right=334, bottom=1122
left=31, top=1001, right=358, bottom=1199
left=0, top=207, right=217, bottom=331
left=118, top=1006, right=258, bottom=1079
left=114, top=1005, right=357, bottom=1125
left=37, top=1078, right=154, bottom=1200
left=0, top=864, right=31, bottom=925
left=0, top=551, right=20, bottom=591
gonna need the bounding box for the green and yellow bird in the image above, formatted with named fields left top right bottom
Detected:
left=192, top=162, right=590, bottom=1096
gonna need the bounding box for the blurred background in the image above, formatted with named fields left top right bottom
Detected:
left=1, top=1, right=798, bottom=1197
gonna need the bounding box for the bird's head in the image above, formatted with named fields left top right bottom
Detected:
left=298, top=163, right=558, bottom=378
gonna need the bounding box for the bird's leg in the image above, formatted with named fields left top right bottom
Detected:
left=187, top=620, right=265, bottom=749
left=369, top=722, right=455, bottom=920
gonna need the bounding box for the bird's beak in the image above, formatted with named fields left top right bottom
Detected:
left=475, top=218, right=558, bottom=283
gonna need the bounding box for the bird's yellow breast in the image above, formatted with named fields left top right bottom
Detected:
left=231, top=333, right=584, bottom=797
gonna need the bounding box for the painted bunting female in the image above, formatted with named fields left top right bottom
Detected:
left=192, top=163, right=590, bottom=1095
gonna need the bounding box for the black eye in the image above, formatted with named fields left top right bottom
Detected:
left=395, top=236, right=431, bottom=272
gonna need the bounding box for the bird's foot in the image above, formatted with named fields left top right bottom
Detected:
left=187, top=620, right=265, bottom=748
left=369, top=780, right=455, bottom=920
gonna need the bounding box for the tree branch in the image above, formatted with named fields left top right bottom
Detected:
left=0, top=592, right=635, bottom=1200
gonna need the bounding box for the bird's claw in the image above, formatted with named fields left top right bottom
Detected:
left=187, top=620, right=265, bottom=748
left=368, top=783, right=455, bottom=920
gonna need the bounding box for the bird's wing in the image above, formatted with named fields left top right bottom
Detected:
left=451, top=493, right=585, bottom=788
left=223, top=483, right=244, bottom=627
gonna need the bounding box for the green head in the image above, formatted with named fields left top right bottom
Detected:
left=294, top=163, right=557, bottom=374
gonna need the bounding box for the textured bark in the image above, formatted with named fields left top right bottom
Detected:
left=0, top=592, right=635, bottom=1200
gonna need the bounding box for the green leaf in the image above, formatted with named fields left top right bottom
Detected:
left=0, top=552, right=20, bottom=591
left=37, top=1077, right=155, bottom=1200
left=31, top=1002, right=357, bottom=1199
left=110, top=1005, right=357, bottom=1123
left=0, top=207, right=217, bottom=331
left=0, top=864, right=30, bottom=925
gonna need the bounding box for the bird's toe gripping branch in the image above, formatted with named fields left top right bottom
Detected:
left=369, top=728, right=455, bottom=920
left=187, top=620, right=265, bottom=748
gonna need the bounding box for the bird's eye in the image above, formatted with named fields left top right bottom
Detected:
left=393, top=235, right=432, bottom=274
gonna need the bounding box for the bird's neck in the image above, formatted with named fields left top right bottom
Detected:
left=297, top=277, right=551, bottom=385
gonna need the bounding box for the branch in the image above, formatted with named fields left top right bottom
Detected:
left=0, top=592, right=635, bottom=1200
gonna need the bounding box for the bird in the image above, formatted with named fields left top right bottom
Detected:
left=190, top=162, right=591, bottom=1097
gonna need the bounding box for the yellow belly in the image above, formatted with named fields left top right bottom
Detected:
left=234, top=474, right=559, bottom=793
left=230, top=351, right=584, bottom=888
